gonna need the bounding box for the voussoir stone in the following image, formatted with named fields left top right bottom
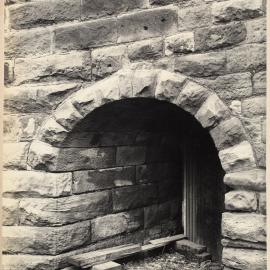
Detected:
left=225, top=190, right=257, bottom=212
left=222, top=212, right=266, bottom=243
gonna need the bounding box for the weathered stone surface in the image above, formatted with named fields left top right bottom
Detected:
left=117, top=6, right=178, bottom=43
left=253, top=71, right=266, bottom=94
left=2, top=170, right=72, bottom=198
left=210, top=117, right=246, bottom=150
left=219, top=141, right=256, bottom=172
left=222, top=248, right=266, bottom=270
left=3, top=142, right=29, bottom=170
left=116, top=146, right=145, bottom=166
left=5, top=27, right=51, bottom=57
left=194, top=73, right=252, bottom=100
left=225, top=191, right=257, bottom=211
left=195, top=94, right=230, bottom=128
left=242, top=96, right=266, bottom=117
left=19, top=191, right=110, bottom=226
left=222, top=212, right=266, bottom=242
left=91, top=209, right=143, bottom=241
left=81, top=0, right=148, bottom=20
left=229, top=100, right=241, bottom=116
left=112, top=184, right=158, bottom=211
left=224, top=169, right=265, bottom=191
left=258, top=192, right=266, bottom=215
left=4, top=60, right=14, bottom=84
left=245, top=18, right=266, bottom=43
left=2, top=198, right=19, bottom=225
left=226, top=44, right=266, bottom=73
left=165, top=32, right=195, bottom=55
left=195, top=22, right=246, bottom=51
left=2, top=221, right=91, bottom=255
left=155, top=70, right=186, bottom=101
left=212, top=0, right=264, bottom=23
left=252, top=142, right=266, bottom=168
left=175, top=51, right=226, bottom=77
left=92, top=261, right=122, bottom=270
left=73, top=166, right=136, bottom=194
left=92, top=45, right=127, bottom=80
left=8, top=0, right=80, bottom=30
left=261, top=118, right=266, bottom=143
left=14, top=51, right=91, bottom=85
left=54, top=18, right=117, bottom=51
left=128, top=38, right=163, bottom=60
left=222, top=238, right=266, bottom=250
left=175, top=80, right=210, bottom=114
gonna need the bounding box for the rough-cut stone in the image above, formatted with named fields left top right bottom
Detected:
left=210, top=117, right=246, bottom=150
left=242, top=96, right=266, bottom=117
left=128, top=38, right=163, bottom=60
left=175, top=51, right=226, bottom=77
left=229, top=100, right=241, bottom=116
left=222, top=248, right=266, bottom=270
left=219, top=141, right=256, bottom=172
left=165, top=32, right=195, bottom=55
left=73, top=166, right=136, bottom=194
left=19, top=191, right=110, bottom=226
left=92, top=45, right=127, bottom=80
left=2, top=170, right=72, bottom=198
left=2, top=221, right=91, bottom=255
left=175, top=80, right=210, bottom=114
left=4, top=60, right=14, bottom=84
left=5, top=27, right=51, bottom=57
left=2, top=198, right=19, bottom=225
left=8, top=0, right=80, bottom=30
left=222, top=212, right=266, bottom=243
left=222, top=238, right=266, bottom=250
left=258, top=192, right=266, bottom=215
left=81, top=0, right=148, bottom=20
left=225, top=190, right=257, bottom=211
left=91, top=209, right=143, bottom=241
left=116, top=146, right=145, bottom=166
left=54, top=18, right=117, bottom=51
left=195, top=22, right=246, bottom=51
left=195, top=94, right=230, bottom=128
left=212, top=0, right=264, bottom=23
left=252, top=141, right=266, bottom=168
left=261, top=118, right=266, bottom=144
left=224, top=169, right=265, bottom=191
left=226, top=44, right=266, bottom=73
left=155, top=70, right=186, bottom=102
left=253, top=71, right=266, bottom=94
left=245, top=18, right=266, bottom=43
left=117, top=6, right=178, bottom=43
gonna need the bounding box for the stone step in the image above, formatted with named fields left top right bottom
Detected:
left=92, top=261, right=122, bottom=270
left=175, top=239, right=207, bottom=255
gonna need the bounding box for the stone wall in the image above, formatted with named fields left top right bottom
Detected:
left=3, top=0, right=266, bottom=269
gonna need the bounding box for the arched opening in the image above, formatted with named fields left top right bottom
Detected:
left=60, top=97, right=225, bottom=262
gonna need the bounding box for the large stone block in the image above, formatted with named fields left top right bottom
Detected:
left=7, top=0, right=80, bottom=30
left=19, top=191, right=111, bottom=226
left=54, top=18, right=117, bottom=51
left=175, top=51, right=226, bottom=77
left=2, top=170, right=72, bottom=198
left=253, top=71, right=266, bottom=94
left=245, top=18, right=266, bottom=43
left=195, top=22, right=246, bottom=51
left=242, top=96, right=266, bottom=117
left=212, top=0, right=264, bottom=23
left=117, top=6, right=178, bottom=43
left=73, top=166, right=136, bottom=194
left=225, top=191, right=257, bottom=212
left=91, top=209, right=143, bottom=241
left=116, top=146, right=145, bottom=166
left=222, top=212, right=266, bottom=242
left=218, top=141, right=256, bottom=172
left=2, top=221, right=91, bottom=255
left=222, top=248, right=266, bottom=270
left=2, top=198, right=20, bottom=225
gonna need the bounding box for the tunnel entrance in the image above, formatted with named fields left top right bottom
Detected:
left=61, top=97, right=225, bottom=262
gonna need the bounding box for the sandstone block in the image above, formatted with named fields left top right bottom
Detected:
left=224, top=169, right=265, bottom=191
left=128, top=38, right=163, bottom=60
left=175, top=51, right=226, bottom=77
left=2, top=198, right=19, bottom=225
left=222, top=238, right=266, bottom=250
left=210, top=117, right=246, bottom=150
left=253, top=71, right=266, bottom=94
left=222, top=248, right=266, bottom=270
left=73, top=166, right=136, bottom=194
left=165, top=32, right=195, bottom=55
left=195, top=22, right=246, bottom=51
left=8, top=0, right=80, bottom=30
left=117, top=6, right=178, bottom=43
left=116, top=146, right=145, bottom=166
left=245, top=18, right=266, bottom=43
left=226, top=44, right=266, bottom=73
left=242, top=96, right=266, bottom=117
left=225, top=191, right=257, bottom=212
left=54, top=18, right=117, bottom=51
left=2, top=170, right=72, bottom=198
left=91, top=209, right=143, bottom=241
left=258, top=192, right=266, bottom=215
left=212, top=0, right=264, bottom=23
left=19, top=191, right=110, bottom=226
left=218, top=141, right=256, bottom=172
left=252, top=142, right=266, bottom=168
left=195, top=94, right=230, bottom=128
left=222, top=212, right=266, bottom=242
